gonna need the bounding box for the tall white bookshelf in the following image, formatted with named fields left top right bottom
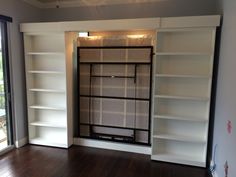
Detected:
left=24, top=32, right=75, bottom=148
left=152, top=28, right=216, bottom=167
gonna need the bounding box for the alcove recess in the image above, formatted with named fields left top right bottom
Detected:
left=77, top=31, right=155, bottom=145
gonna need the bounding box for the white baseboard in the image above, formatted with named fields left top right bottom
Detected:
left=15, top=137, right=28, bottom=148
left=74, top=138, right=151, bottom=155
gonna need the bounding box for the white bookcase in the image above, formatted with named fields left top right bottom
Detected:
left=20, top=15, right=220, bottom=155
left=152, top=28, right=216, bottom=167
left=24, top=32, right=75, bottom=148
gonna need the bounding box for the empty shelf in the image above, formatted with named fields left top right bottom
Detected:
left=155, top=95, right=210, bottom=101
left=30, top=121, right=66, bottom=128
left=29, top=88, right=66, bottom=93
left=29, top=105, right=66, bottom=111
left=153, top=133, right=206, bottom=143
left=151, top=154, right=205, bottom=167
left=29, top=137, right=68, bottom=148
left=27, top=52, right=65, bottom=55
left=154, top=114, right=207, bottom=122
left=28, top=70, right=65, bottom=74
left=156, top=52, right=212, bottom=56
left=155, top=74, right=211, bottom=79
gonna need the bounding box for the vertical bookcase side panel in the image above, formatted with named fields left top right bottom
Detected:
left=151, top=30, right=158, bottom=150
left=65, top=32, right=77, bottom=147
left=24, top=35, right=34, bottom=124
left=204, top=28, right=217, bottom=162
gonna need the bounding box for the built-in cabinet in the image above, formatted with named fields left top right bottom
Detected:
left=21, top=15, right=220, bottom=167
left=23, top=32, right=75, bottom=148
left=151, top=28, right=216, bottom=167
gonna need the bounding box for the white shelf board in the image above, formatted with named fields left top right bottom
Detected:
left=155, top=74, right=211, bottom=79
left=153, top=133, right=206, bottom=143
left=154, top=114, right=208, bottom=122
left=29, top=105, right=66, bottom=111
left=29, top=88, right=66, bottom=93
left=29, top=137, right=68, bottom=148
left=30, top=121, right=66, bottom=128
left=151, top=154, right=205, bottom=167
left=155, top=95, right=210, bottom=101
left=27, top=52, right=65, bottom=55
left=155, top=52, right=212, bottom=56
left=28, top=70, right=65, bottom=74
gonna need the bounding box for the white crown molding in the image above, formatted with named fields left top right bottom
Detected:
left=23, top=0, right=166, bottom=9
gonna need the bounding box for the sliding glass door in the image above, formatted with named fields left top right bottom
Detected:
left=0, top=21, right=13, bottom=151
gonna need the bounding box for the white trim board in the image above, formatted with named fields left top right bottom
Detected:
left=23, top=0, right=167, bottom=9
left=20, top=18, right=160, bottom=33
left=74, top=138, right=151, bottom=155
left=20, top=16, right=221, bottom=33
left=15, top=137, right=28, bottom=148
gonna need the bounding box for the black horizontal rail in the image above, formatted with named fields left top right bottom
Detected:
left=91, top=75, right=135, bottom=79
left=80, top=95, right=149, bottom=101
left=92, top=132, right=133, bottom=139
left=80, top=123, right=149, bottom=131
left=78, top=46, right=153, bottom=49
left=79, top=62, right=151, bottom=65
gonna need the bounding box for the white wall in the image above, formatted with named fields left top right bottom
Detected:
left=0, top=0, right=42, bottom=143
left=212, top=0, right=236, bottom=177
left=41, top=0, right=218, bottom=21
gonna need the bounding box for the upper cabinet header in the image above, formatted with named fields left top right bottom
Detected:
left=160, top=15, right=220, bottom=28
left=20, top=15, right=220, bottom=33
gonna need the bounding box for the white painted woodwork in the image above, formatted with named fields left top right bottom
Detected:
left=152, top=27, right=217, bottom=167
left=24, top=32, right=76, bottom=148
left=21, top=16, right=220, bottom=160
left=20, top=16, right=220, bottom=33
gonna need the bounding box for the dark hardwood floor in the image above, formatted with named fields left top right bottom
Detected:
left=0, top=145, right=211, bottom=177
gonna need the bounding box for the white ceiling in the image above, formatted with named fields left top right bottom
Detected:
left=23, top=0, right=166, bottom=8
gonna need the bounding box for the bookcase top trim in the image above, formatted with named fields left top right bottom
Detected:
left=20, top=15, right=220, bottom=33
